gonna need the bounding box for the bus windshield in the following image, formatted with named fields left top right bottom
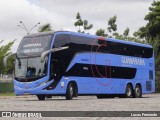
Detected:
left=15, top=57, right=48, bottom=79
left=17, top=35, right=52, bottom=57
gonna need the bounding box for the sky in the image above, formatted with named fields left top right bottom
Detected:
left=0, top=0, right=154, bottom=52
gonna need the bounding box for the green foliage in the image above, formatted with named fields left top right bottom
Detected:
left=95, top=15, right=117, bottom=37
left=150, top=36, right=160, bottom=90
left=136, top=0, right=160, bottom=40
left=0, top=82, right=14, bottom=93
left=76, top=12, right=81, bottom=19
left=38, top=23, right=52, bottom=32
left=150, top=36, right=160, bottom=68
left=83, top=20, right=93, bottom=33
left=5, top=56, right=15, bottom=74
left=74, top=12, right=93, bottom=33
left=0, top=40, right=15, bottom=74
left=134, top=0, right=160, bottom=69
left=96, top=15, right=118, bottom=38
left=107, top=15, right=117, bottom=33
left=74, top=12, right=83, bottom=32
left=95, top=16, right=145, bottom=43
left=123, top=27, right=130, bottom=37
left=135, top=0, right=160, bottom=90
left=96, top=29, right=108, bottom=37
left=112, top=32, right=145, bottom=43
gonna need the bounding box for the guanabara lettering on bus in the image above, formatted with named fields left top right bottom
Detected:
left=4, top=31, right=155, bottom=100
left=121, top=57, right=145, bottom=66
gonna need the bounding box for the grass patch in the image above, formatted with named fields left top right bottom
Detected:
left=0, top=82, right=14, bottom=93
left=0, top=93, right=15, bottom=96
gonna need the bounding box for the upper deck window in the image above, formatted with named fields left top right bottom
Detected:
left=53, top=33, right=153, bottom=59
left=54, top=34, right=70, bottom=48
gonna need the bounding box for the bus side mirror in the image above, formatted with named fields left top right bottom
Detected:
left=40, top=46, right=69, bottom=62
left=41, top=50, right=51, bottom=62
left=3, top=53, right=16, bottom=67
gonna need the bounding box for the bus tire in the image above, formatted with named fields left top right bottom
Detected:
left=125, top=84, right=133, bottom=98
left=37, top=95, right=46, bottom=100
left=66, top=83, right=74, bottom=100
left=72, top=82, right=78, bottom=97
left=133, top=85, right=142, bottom=98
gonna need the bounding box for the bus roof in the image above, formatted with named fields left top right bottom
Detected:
left=24, top=31, right=55, bottom=37
left=24, top=31, right=152, bottom=48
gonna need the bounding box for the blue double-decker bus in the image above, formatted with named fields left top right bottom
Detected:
left=11, top=31, right=155, bottom=100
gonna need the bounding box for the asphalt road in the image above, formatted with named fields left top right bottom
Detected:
left=0, top=93, right=160, bottom=120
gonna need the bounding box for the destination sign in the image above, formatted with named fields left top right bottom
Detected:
left=17, top=35, right=52, bottom=57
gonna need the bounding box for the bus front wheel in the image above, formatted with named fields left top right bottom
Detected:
left=37, top=95, right=46, bottom=100
left=66, top=83, right=74, bottom=100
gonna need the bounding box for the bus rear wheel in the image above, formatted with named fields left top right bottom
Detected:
left=125, top=84, right=133, bottom=98
left=37, top=95, right=46, bottom=100
left=133, top=85, right=142, bottom=98
left=66, top=83, right=74, bottom=100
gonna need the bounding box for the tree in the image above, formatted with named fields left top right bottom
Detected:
left=83, top=20, right=93, bottom=33
left=96, top=28, right=108, bottom=37
left=74, top=12, right=93, bottom=33
left=0, top=40, right=15, bottom=74
left=134, top=1, right=160, bottom=90
left=95, top=15, right=117, bottom=38
left=151, top=36, right=160, bottom=90
left=74, top=12, right=83, bottom=32
left=95, top=15, right=144, bottom=43
left=113, top=32, right=124, bottom=40
left=135, top=0, right=160, bottom=40
left=38, top=23, right=52, bottom=32
left=123, top=27, right=130, bottom=37
left=107, top=15, right=117, bottom=33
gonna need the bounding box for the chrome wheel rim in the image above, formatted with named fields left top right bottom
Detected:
left=70, top=86, right=73, bottom=96
left=135, top=87, right=140, bottom=96
left=127, top=87, right=131, bottom=97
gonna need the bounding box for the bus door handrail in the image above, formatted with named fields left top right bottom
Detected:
left=40, top=46, right=69, bottom=62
